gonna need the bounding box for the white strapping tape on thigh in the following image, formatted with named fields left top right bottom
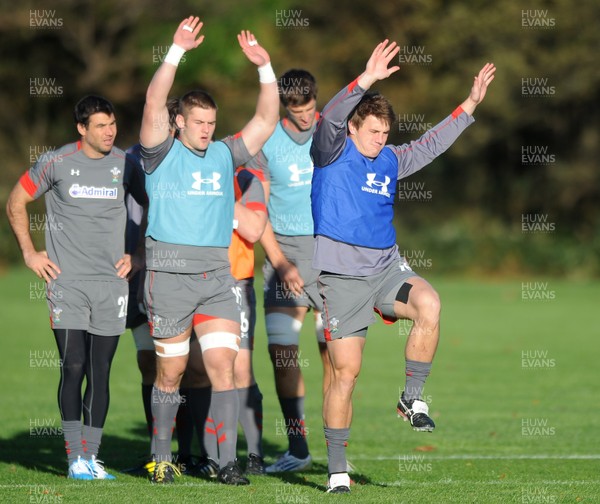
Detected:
left=199, top=332, right=240, bottom=353
left=266, top=312, right=303, bottom=346
left=153, top=338, right=190, bottom=357
left=314, top=313, right=326, bottom=344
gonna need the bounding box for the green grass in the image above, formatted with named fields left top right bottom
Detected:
left=0, top=267, right=599, bottom=503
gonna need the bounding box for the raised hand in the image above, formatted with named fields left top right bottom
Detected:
left=359, top=39, right=401, bottom=89
left=468, top=62, right=496, bottom=105
left=173, top=16, right=204, bottom=51
left=237, top=30, right=270, bottom=67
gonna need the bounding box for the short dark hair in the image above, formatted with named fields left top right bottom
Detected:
left=349, top=92, right=396, bottom=130
left=73, top=95, right=115, bottom=127
left=166, top=97, right=179, bottom=134
left=179, top=90, right=218, bottom=118
left=278, top=69, right=317, bottom=108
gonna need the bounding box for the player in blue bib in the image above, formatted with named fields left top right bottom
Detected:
left=311, top=40, right=495, bottom=493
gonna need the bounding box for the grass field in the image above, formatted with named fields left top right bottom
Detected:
left=0, top=267, right=599, bottom=503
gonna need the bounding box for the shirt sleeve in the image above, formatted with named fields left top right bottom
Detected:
left=243, top=149, right=269, bottom=182
left=140, top=136, right=175, bottom=174
left=124, top=153, right=148, bottom=206
left=310, top=78, right=367, bottom=167
left=237, top=169, right=266, bottom=212
left=19, top=150, right=58, bottom=199
left=390, top=107, right=475, bottom=180
left=222, top=134, right=252, bottom=168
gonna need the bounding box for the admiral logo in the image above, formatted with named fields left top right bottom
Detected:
left=288, top=163, right=313, bottom=185
left=362, top=173, right=391, bottom=197
left=189, top=171, right=223, bottom=195
left=69, top=184, right=118, bottom=199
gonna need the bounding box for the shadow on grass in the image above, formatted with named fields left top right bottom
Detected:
left=0, top=424, right=388, bottom=489
left=0, top=423, right=150, bottom=476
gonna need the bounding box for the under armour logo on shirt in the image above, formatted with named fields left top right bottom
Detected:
left=70, top=169, right=80, bottom=176
left=288, top=163, right=313, bottom=182
left=192, top=171, right=221, bottom=191
left=365, top=173, right=391, bottom=196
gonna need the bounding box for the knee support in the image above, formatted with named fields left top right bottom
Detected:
left=153, top=338, right=190, bottom=358
left=199, top=332, right=240, bottom=353
left=266, top=312, right=302, bottom=346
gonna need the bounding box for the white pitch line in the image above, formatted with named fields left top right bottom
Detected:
left=312, top=454, right=600, bottom=461
left=384, top=480, right=600, bottom=486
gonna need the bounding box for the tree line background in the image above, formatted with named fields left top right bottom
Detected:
left=1, top=0, right=598, bottom=277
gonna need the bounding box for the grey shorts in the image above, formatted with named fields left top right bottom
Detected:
left=46, top=279, right=128, bottom=336
left=132, top=323, right=154, bottom=351
left=145, top=267, right=240, bottom=339
left=235, top=277, right=256, bottom=351
left=318, top=256, right=418, bottom=340
left=263, top=258, right=322, bottom=311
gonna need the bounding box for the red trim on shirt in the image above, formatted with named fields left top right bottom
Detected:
left=19, top=172, right=37, bottom=197
left=347, top=78, right=359, bottom=92
left=451, top=106, right=465, bottom=119
left=246, top=201, right=266, bottom=213
left=232, top=131, right=243, bottom=139
left=244, top=167, right=265, bottom=181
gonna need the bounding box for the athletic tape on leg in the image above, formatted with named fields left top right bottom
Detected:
left=199, top=332, right=239, bottom=353
left=266, top=312, right=303, bottom=346
left=154, top=338, right=190, bottom=358
left=396, top=283, right=413, bottom=304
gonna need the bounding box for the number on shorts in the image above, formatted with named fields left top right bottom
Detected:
left=240, top=310, right=249, bottom=337
left=231, top=286, right=242, bottom=305
left=399, top=258, right=413, bottom=272
left=117, top=295, right=129, bottom=318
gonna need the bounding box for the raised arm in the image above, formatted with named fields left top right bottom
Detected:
left=6, top=183, right=60, bottom=282
left=140, top=17, right=204, bottom=148
left=392, top=62, right=496, bottom=179
left=311, top=39, right=401, bottom=167
left=235, top=31, right=280, bottom=157
left=458, top=62, right=496, bottom=116
left=356, top=39, right=400, bottom=90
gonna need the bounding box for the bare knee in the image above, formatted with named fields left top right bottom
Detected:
left=413, top=288, right=441, bottom=323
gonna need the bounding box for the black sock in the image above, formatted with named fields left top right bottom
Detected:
left=141, top=384, right=153, bottom=440
left=279, top=396, right=309, bottom=459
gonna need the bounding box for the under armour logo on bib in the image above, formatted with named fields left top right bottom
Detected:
left=192, top=171, right=221, bottom=191
left=288, top=163, right=313, bottom=183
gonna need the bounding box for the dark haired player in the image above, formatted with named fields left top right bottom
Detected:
left=6, top=95, right=146, bottom=480
left=245, top=69, right=331, bottom=473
